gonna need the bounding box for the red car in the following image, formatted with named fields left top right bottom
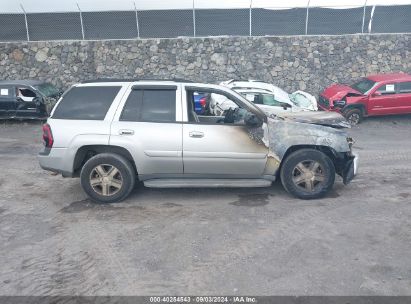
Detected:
left=319, top=73, right=411, bottom=125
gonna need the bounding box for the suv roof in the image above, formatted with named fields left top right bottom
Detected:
left=0, top=80, right=46, bottom=86
left=367, top=73, right=411, bottom=82
left=82, top=78, right=194, bottom=84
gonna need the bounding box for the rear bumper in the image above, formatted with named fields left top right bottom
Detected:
left=38, top=147, right=73, bottom=177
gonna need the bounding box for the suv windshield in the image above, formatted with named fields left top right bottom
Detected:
left=34, top=83, right=60, bottom=97
left=350, top=78, right=376, bottom=94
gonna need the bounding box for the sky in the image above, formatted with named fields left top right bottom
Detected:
left=1, top=0, right=411, bottom=13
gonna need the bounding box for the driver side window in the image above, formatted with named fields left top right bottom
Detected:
left=16, top=87, right=36, bottom=101
left=186, top=89, right=251, bottom=125
left=376, top=83, right=397, bottom=95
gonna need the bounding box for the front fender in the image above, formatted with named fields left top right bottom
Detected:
left=266, top=118, right=351, bottom=161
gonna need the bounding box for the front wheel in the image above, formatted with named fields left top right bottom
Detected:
left=80, top=153, right=136, bottom=203
left=280, top=149, right=335, bottom=200
left=344, top=108, right=363, bottom=125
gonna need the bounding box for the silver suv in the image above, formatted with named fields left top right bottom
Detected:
left=38, top=79, right=358, bottom=203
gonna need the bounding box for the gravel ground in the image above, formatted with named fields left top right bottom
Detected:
left=0, top=115, right=411, bottom=296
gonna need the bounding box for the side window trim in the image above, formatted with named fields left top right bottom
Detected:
left=131, top=85, right=178, bottom=90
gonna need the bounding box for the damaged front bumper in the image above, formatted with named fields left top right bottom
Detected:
left=341, top=151, right=359, bottom=185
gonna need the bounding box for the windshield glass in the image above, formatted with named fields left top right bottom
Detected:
left=289, top=93, right=311, bottom=108
left=272, top=87, right=290, bottom=103
left=350, top=78, right=377, bottom=94
left=261, top=94, right=282, bottom=106
left=226, top=88, right=267, bottom=119
left=34, top=83, right=60, bottom=97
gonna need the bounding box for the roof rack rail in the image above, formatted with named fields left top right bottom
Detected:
left=82, top=78, right=195, bottom=83
left=223, top=79, right=266, bottom=84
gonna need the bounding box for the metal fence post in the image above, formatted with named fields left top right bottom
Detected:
left=134, top=2, right=140, bottom=38
left=192, top=0, right=196, bottom=37
left=77, top=3, right=85, bottom=40
left=20, top=4, right=30, bottom=41
left=249, top=0, right=252, bottom=36
left=361, top=0, right=367, bottom=33
left=368, top=5, right=376, bottom=33
left=305, top=0, right=310, bottom=35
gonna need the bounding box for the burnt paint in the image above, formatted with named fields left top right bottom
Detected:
left=243, top=117, right=352, bottom=176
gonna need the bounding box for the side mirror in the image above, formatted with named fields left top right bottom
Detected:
left=16, top=97, right=24, bottom=102
left=372, top=91, right=382, bottom=97
left=244, top=112, right=263, bottom=128
left=33, top=97, right=41, bottom=104
left=280, top=103, right=292, bottom=110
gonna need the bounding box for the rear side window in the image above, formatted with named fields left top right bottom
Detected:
left=120, top=88, right=176, bottom=122
left=399, top=82, right=411, bottom=94
left=0, top=86, right=13, bottom=99
left=52, top=86, right=121, bottom=120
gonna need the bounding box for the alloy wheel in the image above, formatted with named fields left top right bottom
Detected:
left=348, top=113, right=360, bottom=125
left=292, top=160, right=325, bottom=192
left=89, top=164, right=123, bottom=196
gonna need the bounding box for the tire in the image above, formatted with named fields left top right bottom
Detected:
left=280, top=149, right=335, bottom=200
left=80, top=153, right=136, bottom=203
left=344, top=108, right=363, bottom=125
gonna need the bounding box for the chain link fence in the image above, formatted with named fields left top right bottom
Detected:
left=0, top=3, right=410, bottom=41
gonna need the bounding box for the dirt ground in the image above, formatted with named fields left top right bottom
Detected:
left=0, top=115, right=411, bottom=296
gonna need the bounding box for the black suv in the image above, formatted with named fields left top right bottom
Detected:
left=0, top=80, right=62, bottom=119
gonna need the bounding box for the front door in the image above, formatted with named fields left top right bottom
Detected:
left=15, top=86, right=41, bottom=117
left=368, top=83, right=399, bottom=115
left=110, top=84, right=183, bottom=178
left=0, top=86, right=16, bottom=118
left=182, top=87, right=269, bottom=177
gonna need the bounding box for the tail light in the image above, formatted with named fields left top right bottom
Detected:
left=42, top=123, right=54, bottom=148
left=199, top=97, right=207, bottom=107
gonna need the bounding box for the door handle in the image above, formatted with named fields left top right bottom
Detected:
left=119, top=129, right=134, bottom=135
left=189, top=131, right=204, bottom=138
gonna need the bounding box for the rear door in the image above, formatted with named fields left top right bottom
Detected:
left=49, top=84, right=125, bottom=148
left=368, top=83, right=399, bottom=115
left=397, top=81, right=411, bottom=113
left=0, top=86, right=16, bottom=118
left=110, top=84, right=183, bottom=178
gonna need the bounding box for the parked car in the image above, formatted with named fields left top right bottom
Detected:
left=211, top=79, right=317, bottom=116
left=193, top=91, right=209, bottom=114
left=0, top=80, right=62, bottom=119
left=38, top=79, right=357, bottom=203
left=319, top=73, right=411, bottom=125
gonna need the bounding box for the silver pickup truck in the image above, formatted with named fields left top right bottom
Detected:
left=38, top=79, right=358, bottom=203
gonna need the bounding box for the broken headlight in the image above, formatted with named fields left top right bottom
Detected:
left=333, top=100, right=346, bottom=108
left=346, top=137, right=355, bottom=150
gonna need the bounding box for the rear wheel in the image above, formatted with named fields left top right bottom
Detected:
left=80, top=153, right=135, bottom=203
left=280, top=149, right=335, bottom=199
left=344, top=108, right=363, bottom=125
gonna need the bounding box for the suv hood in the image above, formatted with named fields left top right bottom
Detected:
left=274, top=111, right=351, bottom=129
left=321, top=84, right=362, bottom=100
